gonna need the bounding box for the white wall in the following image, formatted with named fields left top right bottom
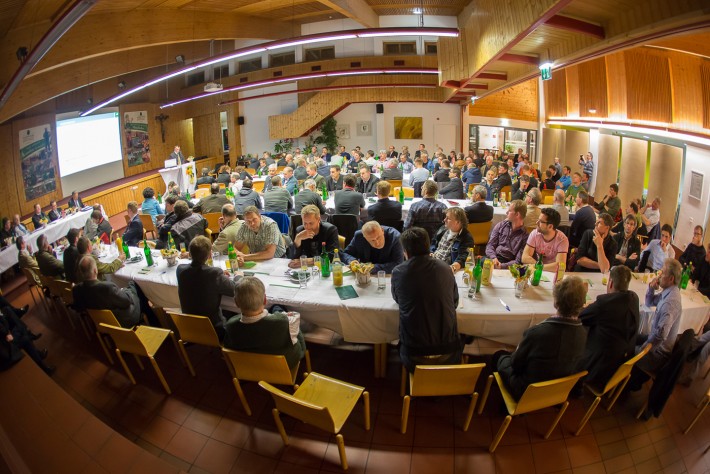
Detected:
left=239, top=83, right=298, bottom=155
left=677, top=145, right=710, bottom=248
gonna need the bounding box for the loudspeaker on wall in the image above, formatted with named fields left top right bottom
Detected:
left=376, top=104, right=384, bottom=114
left=237, top=116, right=245, bottom=125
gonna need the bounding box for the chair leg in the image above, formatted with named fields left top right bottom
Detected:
left=575, top=397, right=601, bottom=436
left=178, top=342, right=196, bottom=376
left=490, top=415, right=512, bottom=453
left=168, top=332, right=187, bottom=368
left=683, top=397, right=709, bottom=434
left=545, top=401, right=569, bottom=439
left=115, top=350, right=136, bottom=384
left=149, top=356, right=171, bottom=394
left=400, top=366, right=407, bottom=397
left=272, top=408, right=289, bottom=445
left=401, top=395, right=411, bottom=434
left=304, top=350, right=312, bottom=373
left=95, top=332, right=114, bottom=364
left=232, top=377, right=252, bottom=416
left=363, top=391, right=370, bottom=430
left=478, top=375, right=494, bottom=415
left=635, top=400, right=648, bottom=419
left=463, top=393, right=478, bottom=432
left=606, top=376, right=630, bottom=412
left=133, top=353, right=145, bottom=370
left=336, top=434, right=348, bottom=470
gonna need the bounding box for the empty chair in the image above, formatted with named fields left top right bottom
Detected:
left=393, top=186, right=414, bottom=198
left=467, top=221, right=492, bottom=250
left=331, top=214, right=358, bottom=246
left=541, top=189, right=554, bottom=200
left=259, top=372, right=370, bottom=470
left=683, top=387, right=710, bottom=434
left=86, top=309, right=123, bottom=364
left=166, top=310, right=222, bottom=376
left=400, top=363, right=486, bottom=433
left=543, top=195, right=554, bottom=205
left=575, top=345, right=651, bottom=435
left=138, top=213, right=157, bottom=239
left=251, top=180, right=265, bottom=193
left=203, top=212, right=221, bottom=239
left=499, top=185, right=512, bottom=196
left=480, top=370, right=587, bottom=452
left=222, top=348, right=312, bottom=416
left=98, top=322, right=177, bottom=394
left=386, top=179, right=402, bottom=195
left=289, top=214, right=303, bottom=241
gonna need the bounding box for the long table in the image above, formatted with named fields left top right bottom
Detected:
left=108, top=247, right=710, bottom=349
left=0, top=209, right=93, bottom=273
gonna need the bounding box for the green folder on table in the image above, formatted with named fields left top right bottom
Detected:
left=335, top=285, right=359, bottom=300
left=242, top=261, right=256, bottom=269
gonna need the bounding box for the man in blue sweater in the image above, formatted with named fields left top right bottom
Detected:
left=342, top=221, right=404, bottom=274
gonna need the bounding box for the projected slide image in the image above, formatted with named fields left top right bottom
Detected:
left=56, top=112, right=123, bottom=177
left=19, top=124, right=58, bottom=201
left=124, top=111, right=150, bottom=167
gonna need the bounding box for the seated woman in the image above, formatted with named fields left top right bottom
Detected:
left=140, top=186, right=164, bottom=221
left=494, top=276, right=588, bottom=400
left=223, top=276, right=306, bottom=370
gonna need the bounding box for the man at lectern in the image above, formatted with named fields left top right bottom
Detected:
left=170, top=145, right=185, bottom=165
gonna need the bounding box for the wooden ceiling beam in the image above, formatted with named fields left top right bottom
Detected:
left=545, top=14, right=604, bottom=39
left=232, top=0, right=313, bottom=15
left=499, top=53, right=539, bottom=65
left=314, top=0, right=379, bottom=28
left=477, top=71, right=508, bottom=80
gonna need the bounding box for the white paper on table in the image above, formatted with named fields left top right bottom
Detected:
left=252, top=260, right=284, bottom=275
left=267, top=284, right=299, bottom=300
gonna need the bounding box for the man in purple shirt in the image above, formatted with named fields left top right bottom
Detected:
left=485, top=200, right=529, bottom=269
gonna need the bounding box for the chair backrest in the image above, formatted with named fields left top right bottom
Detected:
left=21, top=267, right=41, bottom=287
left=385, top=180, right=403, bottom=195
left=203, top=212, right=221, bottom=234
left=197, top=183, right=211, bottom=189
left=259, top=381, right=336, bottom=433
left=139, top=213, right=157, bottom=232
left=413, top=181, right=424, bottom=198
left=222, top=348, right=297, bottom=386
left=601, top=345, right=652, bottom=394
left=252, top=180, right=265, bottom=193
left=515, top=371, right=587, bottom=415
left=331, top=214, right=358, bottom=246
left=60, top=287, right=74, bottom=305
left=37, top=273, right=55, bottom=293
left=167, top=311, right=221, bottom=348
left=543, top=196, right=554, bottom=205
left=289, top=214, right=303, bottom=240
left=193, top=188, right=210, bottom=199
left=51, top=279, right=73, bottom=302
left=262, top=212, right=290, bottom=234
left=411, top=363, right=485, bottom=397
left=87, top=309, right=122, bottom=328
left=98, top=323, right=148, bottom=356
left=541, top=189, right=554, bottom=199
left=467, top=221, right=492, bottom=245
left=500, top=185, right=511, bottom=195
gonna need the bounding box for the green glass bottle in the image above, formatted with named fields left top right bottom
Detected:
left=168, top=233, right=175, bottom=250
left=492, top=192, right=499, bottom=207
left=398, top=186, right=404, bottom=204
left=293, top=186, right=299, bottom=197
left=322, top=185, right=328, bottom=201
left=157, top=192, right=162, bottom=204
left=320, top=241, right=330, bottom=278
left=473, top=257, right=482, bottom=293
left=227, top=242, right=239, bottom=274
left=257, top=167, right=262, bottom=177
left=531, top=253, right=544, bottom=286
left=122, top=239, right=130, bottom=259
left=679, top=265, right=690, bottom=289
left=143, top=240, right=154, bottom=266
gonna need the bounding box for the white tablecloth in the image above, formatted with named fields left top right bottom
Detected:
left=0, top=209, right=93, bottom=273
left=159, top=162, right=198, bottom=194
left=107, top=249, right=710, bottom=347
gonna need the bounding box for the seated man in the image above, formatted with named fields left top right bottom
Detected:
left=612, top=215, right=641, bottom=270
left=288, top=205, right=339, bottom=265
left=485, top=200, right=529, bottom=269
left=555, top=166, right=572, bottom=191
left=357, top=164, right=381, bottom=196
left=47, top=200, right=63, bottom=222
left=408, top=158, right=429, bottom=187
left=439, top=168, right=465, bottom=199
left=170, top=201, right=208, bottom=250
left=392, top=227, right=462, bottom=372
left=326, top=165, right=344, bottom=192
left=433, top=159, right=451, bottom=182
left=521, top=208, right=569, bottom=271
left=155, top=195, right=178, bottom=249
left=177, top=236, right=236, bottom=340
left=430, top=207, right=475, bottom=273
left=495, top=276, right=588, bottom=400
left=629, top=259, right=682, bottom=387
left=196, top=167, right=216, bottom=186
left=692, top=243, right=710, bottom=297
left=640, top=197, right=661, bottom=235
left=492, top=163, right=512, bottom=193
left=122, top=201, right=144, bottom=247
left=367, top=181, right=402, bottom=224
left=294, top=178, right=326, bottom=214
left=76, top=236, right=124, bottom=280
left=193, top=183, right=230, bottom=214
left=90, top=209, right=113, bottom=244
left=224, top=276, right=306, bottom=369
left=579, top=265, right=639, bottom=387
left=62, top=229, right=81, bottom=283
left=462, top=163, right=482, bottom=192
left=68, top=190, right=84, bottom=209
left=565, top=172, right=584, bottom=200
left=31, top=203, right=48, bottom=230
left=381, top=159, right=403, bottom=180
left=574, top=213, right=617, bottom=273
left=511, top=175, right=532, bottom=201
left=83, top=204, right=102, bottom=240
left=16, top=236, right=41, bottom=287
left=403, top=180, right=447, bottom=240
left=569, top=191, right=596, bottom=247
left=234, top=179, right=262, bottom=214
left=263, top=176, right=294, bottom=214
left=282, top=166, right=298, bottom=195
left=464, top=185, right=493, bottom=224
left=34, top=235, right=64, bottom=278
left=595, top=183, right=621, bottom=219
left=334, top=174, right=365, bottom=217
left=305, top=163, right=326, bottom=190
left=1, top=305, right=53, bottom=375
left=234, top=206, right=287, bottom=260
left=640, top=224, right=675, bottom=272
left=551, top=189, right=570, bottom=228
left=342, top=221, right=404, bottom=274
left=212, top=204, right=242, bottom=255
left=522, top=188, right=542, bottom=229
left=263, top=164, right=278, bottom=192
left=679, top=225, right=706, bottom=271
left=73, top=255, right=158, bottom=327
left=12, top=214, right=30, bottom=238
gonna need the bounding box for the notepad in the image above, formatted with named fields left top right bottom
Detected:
left=335, top=285, right=359, bottom=300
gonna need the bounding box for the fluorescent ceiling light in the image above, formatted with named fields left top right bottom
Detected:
left=265, top=35, right=357, bottom=49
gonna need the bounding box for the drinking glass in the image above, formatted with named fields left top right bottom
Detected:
left=300, top=255, right=308, bottom=272
left=312, top=256, right=321, bottom=277
left=298, top=270, right=308, bottom=289
left=377, top=270, right=386, bottom=290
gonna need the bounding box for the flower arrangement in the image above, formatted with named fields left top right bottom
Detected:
left=509, top=264, right=533, bottom=283
left=185, top=164, right=195, bottom=184
left=350, top=261, right=374, bottom=286
left=160, top=248, right=179, bottom=258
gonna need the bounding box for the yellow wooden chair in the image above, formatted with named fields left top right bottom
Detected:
left=20, top=267, right=45, bottom=312
left=252, top=180, right=266, bottom=193
left=541, top=189, right=554, bottom=200
left=40, top=274, right=76, bottom=330
left=197, top=183, right=211, bottom=189
left=259, top=372, right=370, bottom=470
left=59, top=285, right=91, bottom=341
left=338, top=235, right=345, bottom=249
left=480, top=370, right=587, bottom=452
left=400, top=363, right=486, bottom=434
left=98, top=322, right=176, bottom=394
left=393, top=186, right=414, bottom=198
left=138, top=213, right=157, bottom=239
left=543, top=195, right=554, bottom=205
left=575, top=345, right=651, bottom=435
left=86, top=309, right=123, bottom=363
left=222, top=348, right=312, bottom=416
left=245, top=168, right=257, bottom=175
left=193, top=188, right=210, bottom=199
left=500, top=185, right=512, bottom=196
left=166, top=310, right=221, bottom=376
left=683, top=387, right=710, bottom=434
left=203, top=212, right=221, bottom=238
left=386, top=180, right=402, bottom=195
left=467, top=221, right=492, bottom=250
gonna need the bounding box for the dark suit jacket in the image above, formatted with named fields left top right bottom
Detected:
left=123, top=214, right=144, bottom=247
left=368, top=198, right=403, bottom=224
left=464, top=201, right=494, bottom=223
left=612, top=232, right=641, bottom=270
left=326, top=175, right=344, bottom=192
left=569, top=205, right=596, bottom=247
left=73, top=279, right=141, bottom=328
left=68, top=197, right=84, bottom=208
left=169, top=151, right=184, bottom=164
left=439, top=178, right=465, bottom=199
left=381, top=168, right=403, bottom=180
left=196, top=176, right=216, bottom=186
left=35, top=249, right=64, bottom=278
left=433, top=169, right=451, bottom=183
left=334, top=189, right=365, bottom=216
left=492, top=173, right=512, bottom=193
left=63, top=245, right=81, bottom=283
left=579, top=291, right=639, bottom=387
left=177, top=263, right=235, bottom=332
left=356, top=175, right=380, bottom=196
left=32, top=213, right=47, bottom=230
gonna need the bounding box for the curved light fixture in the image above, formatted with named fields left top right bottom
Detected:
left=159, top=68, right=439, bottom=109
left=80, top=26, right=458, bottom=116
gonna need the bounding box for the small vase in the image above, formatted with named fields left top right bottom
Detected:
left=355, top=272, right=371, bottom=287
left=515, top=279, right=527, bottom=298
left=166, top=255, right=178, bottom=267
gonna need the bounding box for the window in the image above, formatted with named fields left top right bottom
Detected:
left=214, top=64, right=229, bottom=80
left=383, top=42, right=417, bottom=55
left=269, top=51, right=295, bottom=68
left=186, top=71, right=205, bottom=87
left=425, top=42, right=437, bottom=55
left=304, top=46, right=335, bottom=62
left=238, top=58, right=262, bottom=74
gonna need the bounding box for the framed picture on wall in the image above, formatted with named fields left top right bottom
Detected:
left=689, top=171, right=703, bottom=200
left=394, top=116, right=423, bottom=139
left=356, top=121, right=371, bottom=136
left=336, top=124, right=350, bottom=140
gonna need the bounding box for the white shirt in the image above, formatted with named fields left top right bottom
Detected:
left=240, top=310, right=300, bottom=344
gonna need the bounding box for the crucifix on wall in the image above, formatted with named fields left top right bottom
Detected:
left=155, top=113, right=169, bottom=143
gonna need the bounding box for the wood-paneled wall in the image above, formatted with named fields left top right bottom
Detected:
left=468, top=78, right=538, bottom=123
left=544, top=70, right=567, bottom=118
left=616, top=137, right=647, bottom=213
left=578, top=59, right=608, bottom=118
left=647, top=142, right=683, bottom=229
left=625, top=50, right=672, bottom=123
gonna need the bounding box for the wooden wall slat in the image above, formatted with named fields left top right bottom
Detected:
left=625, top=50, right=672, bottom=123
left=566, top=66, right=580, bottom=118
left=563, top=130, right=589, bottom=177
left=469, top=78, right=538, bottom=123
left=544, top=69, right=567, bottom=118
left=540, top=128, right=565, bottom=170
left=701, top=61, right=710, bottom=130
left=579, top=58, right=608, bottom=118
left=605, top=52, right=627, bottom=119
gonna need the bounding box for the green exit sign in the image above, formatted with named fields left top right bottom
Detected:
left=539, top=62, right=553, bottom=81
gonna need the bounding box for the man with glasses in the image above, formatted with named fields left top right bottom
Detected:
left=640, top=224, right=676, bottom=272
left=574, top=213, right=618, bottom=273
left=521, top=208, right=569, bottom=271
left=678, top=225, right=705, bottom=271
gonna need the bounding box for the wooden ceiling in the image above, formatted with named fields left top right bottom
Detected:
left=0, top=0, right=709, bottom=122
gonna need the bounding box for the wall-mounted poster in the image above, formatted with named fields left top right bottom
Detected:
left=19, top=124, right=57, bottom=201
left=356, top=121, right=371, bottom=136
left=689, top=171, right=703, bottom=200
left=124, top=111, right=151, bottom=167
left=394, top=116, right=423, bottom=139
left=336, top=124, right=350, bottom=140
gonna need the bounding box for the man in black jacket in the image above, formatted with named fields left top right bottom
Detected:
left=357, top=165, right=380, bottom=196
left=122, top=201, right=144, bottom=247
left=612, top=215, right=642, bottom=270
left=62, top=228, right=81, bottom=283
left=578, top=265, right=639, bottom=387
left=439, top=168, right=465, bottom=199
left=464, top=185, right=494, bottom=223
left=569, top=191, right=596, bottom=248
left=288, top=205, right=340, bottom=264
left=430, top=207, right=475, bottom=272
left=367, top=181, right=402, bottom=224
left=196, top=167, right=216, bottom=186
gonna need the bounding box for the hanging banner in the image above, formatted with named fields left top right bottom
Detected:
left=124, top=111, right=151, bottom=167
left=19, top=124, right=58, bottom=201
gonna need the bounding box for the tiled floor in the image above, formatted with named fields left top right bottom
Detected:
left=4, top=280, right=710, bottom=473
